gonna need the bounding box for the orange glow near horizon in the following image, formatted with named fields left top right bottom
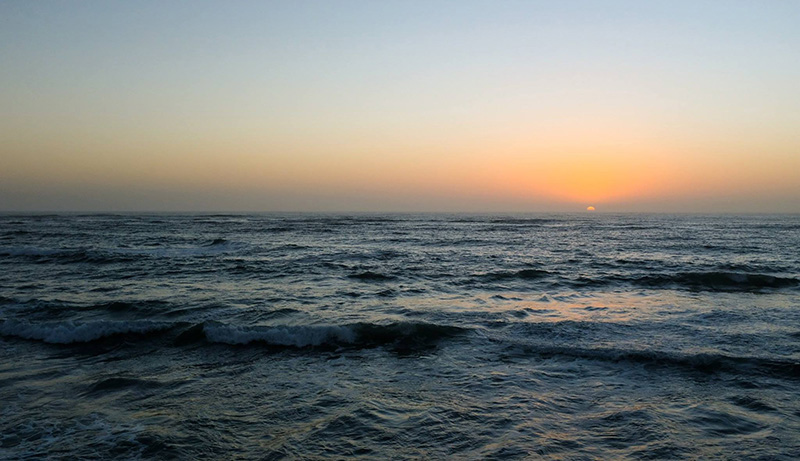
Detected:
left=5, top=126, right=798, bottom=212
left=477, top=141, right=683, bottom=207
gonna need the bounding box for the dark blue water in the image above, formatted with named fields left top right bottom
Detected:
left=1, top=213, right=799, bottom=459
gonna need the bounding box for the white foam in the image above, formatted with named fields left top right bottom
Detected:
left=203, top=323, right=356, bottom=347
left=0, top=319, right=172, bottom=344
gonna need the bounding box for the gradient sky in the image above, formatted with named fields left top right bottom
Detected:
left=2, top=1, right=799, bottom=212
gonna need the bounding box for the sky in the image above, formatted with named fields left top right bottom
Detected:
left=1, top=0, right=799, bottom=212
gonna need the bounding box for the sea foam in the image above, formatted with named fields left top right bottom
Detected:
left=0, top=319, right=173, bottom=344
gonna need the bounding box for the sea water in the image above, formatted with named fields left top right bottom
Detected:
left=1, top=213, right=799, bottom=459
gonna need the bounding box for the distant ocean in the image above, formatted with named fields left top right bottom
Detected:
left=1, top=213, right=799, bottom=459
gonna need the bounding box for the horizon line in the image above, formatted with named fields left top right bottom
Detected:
left=1, top=210, right=798, bottom=216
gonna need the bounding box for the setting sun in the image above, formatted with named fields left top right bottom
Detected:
left=587, top=206, right=596, bottom=211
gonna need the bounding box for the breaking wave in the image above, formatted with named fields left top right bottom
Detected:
left=0, top=319, right=174, bottom=344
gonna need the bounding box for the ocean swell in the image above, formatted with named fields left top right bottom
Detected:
left=187, top=321, right=466, bottom=350
left=202, top=323, right=357, bottom=347
left=0, top=319, right=174, bottom=344
left=490, top=339, right=800, bottom=379
left=633, top=271, right=799, bottom=291
left=571, top=271, right=800, bottom=292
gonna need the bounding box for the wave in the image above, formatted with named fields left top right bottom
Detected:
left=3, top=315, right=798, bottom=379
left=630, top=272, right=799, bottom=291
left=192, top=321, right=465, bottom=351
left=82, top=300, right=171, bottom=313
left=0, top=317, right=465, bottom=352
left=278, top=216, right=400, bottom=227
left=348, top=271, right=396, bottom=281
left=266, top=225, right=295, bottom=233
left=478, top=322, right=800, bottom=379
left=0, top=319, right=174, bottom=344
left=488, top=218, right=558, bottom=225
left=479, top=269, right=551, bottom=281
left=444, top=217, right=558, bottom=225
left=0, top=298, right=173, bottom=318
left=488, top=337, right=800, bottom=379
left=202, top=323, right=356, bottom=347
left=564, top=271, right=800, bottom=292
left=110, top=243, right=248, bottom=258
left=1, top=229, right=31, bottom=236
left=642, top=350, right=799, bottom=378
left=1, top=239, right=249, bottom=263
left=0, top=247, right=137, bottom=264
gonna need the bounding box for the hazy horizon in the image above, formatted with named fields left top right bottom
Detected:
left=2, top=1, right=799, bottom=213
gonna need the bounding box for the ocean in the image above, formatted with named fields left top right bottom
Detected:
left=1, top=213, right=798, bottom=459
